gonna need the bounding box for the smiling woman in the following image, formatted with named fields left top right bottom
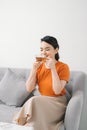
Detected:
left=12, top=35, right=70, bottom=130
left=40, top=36, right=60, bottom=61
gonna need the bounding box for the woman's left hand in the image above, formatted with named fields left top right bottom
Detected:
left=45, top=58, right=56, bottom=70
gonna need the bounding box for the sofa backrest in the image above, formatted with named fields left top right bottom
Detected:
left=0, top=68, right=86, bottom=99
left=0, top=67, right=30, bottom=81
left=0, top=68, right=8, bottom=81
left=65, top=71, right=86, bottom=99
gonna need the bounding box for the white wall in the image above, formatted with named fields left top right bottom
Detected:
left=0, top=0, right=87, bottom=73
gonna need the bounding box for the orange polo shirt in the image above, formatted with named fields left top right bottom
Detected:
left=36, top=61, right=70, bottom=96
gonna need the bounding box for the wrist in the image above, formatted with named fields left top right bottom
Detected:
left=51, top=66, right=56, bottom=72
left=31, top=67, right=37, bottom=74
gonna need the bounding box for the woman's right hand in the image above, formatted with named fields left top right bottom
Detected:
left=26, top=60, right=42, bottom=92
left=32, top=61, right=42, bottom=71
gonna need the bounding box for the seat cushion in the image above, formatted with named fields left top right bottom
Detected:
left=0, top=103, right=20, bottom=123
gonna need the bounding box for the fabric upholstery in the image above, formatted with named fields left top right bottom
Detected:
left=64, top=71, right=87, bottom=130
left=0, top=68, right=30, bottom=106
left=0, top=103, right=20, bottom=122
left=0, top=68, right=86, bottom=130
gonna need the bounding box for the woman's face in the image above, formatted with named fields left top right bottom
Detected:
left=40, top=41, right=58, bottom=59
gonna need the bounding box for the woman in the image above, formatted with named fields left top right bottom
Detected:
left=13, top=36, right=70, bottom=130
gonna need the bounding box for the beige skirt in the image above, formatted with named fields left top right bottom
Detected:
left=12, top=95, right=67, bottom=130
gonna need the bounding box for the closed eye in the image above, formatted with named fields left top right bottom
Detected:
left=45, top=48, right=50, bottom=51
left=40, top=47, right=50, bottom=51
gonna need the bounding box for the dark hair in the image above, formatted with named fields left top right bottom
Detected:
left=41, top=36, right=59, bottom=60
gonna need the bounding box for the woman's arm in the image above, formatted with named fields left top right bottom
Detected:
left=45, top=58, right=67, bottom=95
left=51, top=68, right=67, bottom=95
left=26, top=61, right=42, bottom=93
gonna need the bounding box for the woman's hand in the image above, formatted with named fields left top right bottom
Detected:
left=32, top=61, right=42, bottom=71
left=26, top=60, right=42, bottom=92
left=45, top=58, right=56, bottom=70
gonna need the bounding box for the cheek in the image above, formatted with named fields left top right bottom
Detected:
left=46, top=52, right=51, bottom=56
left=47, top=53, right=53, bottom=58
left=49, top=51, right=56, bottom=58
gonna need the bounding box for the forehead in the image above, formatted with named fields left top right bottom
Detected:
left=40, top=41, right=53, bottom=48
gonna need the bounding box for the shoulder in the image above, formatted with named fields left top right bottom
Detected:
left=56, top=61, right=70, bottom=81
left=56, top=61, right=69, bottom=71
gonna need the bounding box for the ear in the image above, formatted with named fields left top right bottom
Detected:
left=55, top=48, right=58, bottom=54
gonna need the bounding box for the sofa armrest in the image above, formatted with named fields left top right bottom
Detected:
left=64, top=91, right=83, bottom=130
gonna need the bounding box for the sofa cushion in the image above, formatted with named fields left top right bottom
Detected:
left=0, top=68, right=30, bottom=107
left=0, top=104, right=20, bottom=123
left=0, top=68, right=8, bottom=81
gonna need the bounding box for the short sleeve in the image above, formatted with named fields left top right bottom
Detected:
left=58, top=64, right=70, bottom=82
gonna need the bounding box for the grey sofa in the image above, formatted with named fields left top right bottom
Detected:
left=0, top=67, right=87, bottom=130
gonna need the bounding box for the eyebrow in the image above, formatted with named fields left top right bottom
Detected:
left=40, top=47, right=50, bottom=49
